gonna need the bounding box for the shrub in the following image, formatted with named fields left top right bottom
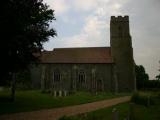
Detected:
left=131, top=92, right=155, bottom=106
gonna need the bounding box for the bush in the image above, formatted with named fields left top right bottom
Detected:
left=131, top=92, right=155, bottom=106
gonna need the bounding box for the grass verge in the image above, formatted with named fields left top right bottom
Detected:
left=0, top=89, right=130, bottom=115
left=60, top=91, right=160, bottom=120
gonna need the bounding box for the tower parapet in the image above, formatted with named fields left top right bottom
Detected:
left=110, top=15, right=130, bottom=38
left=111, top=16, right=129, bottom=22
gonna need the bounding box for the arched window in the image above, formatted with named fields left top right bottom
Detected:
left=78, top=71, right=86, bottom=83
left=53, top=69, right=61, bottom=82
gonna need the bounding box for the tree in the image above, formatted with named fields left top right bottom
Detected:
left=0, top=0, right=56, bottom=101
left=156, top=75, right=160, bottom=81
left=155, top=61, right=160, bottom=80
left=135, top=65, right=149, bottom=89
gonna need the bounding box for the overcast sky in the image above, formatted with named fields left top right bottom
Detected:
left=43, top=0, right=160, bottom=79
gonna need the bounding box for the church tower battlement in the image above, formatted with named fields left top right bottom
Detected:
left=110, top=16, right=130, bottom=38
left=111, top=16, right=129, bottom=21
left=110, top=16, right=136, bottom=92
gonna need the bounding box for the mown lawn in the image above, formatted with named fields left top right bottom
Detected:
left=0, top=89, right=130, bottom=115
left=61, top=91, right=160, bottom=120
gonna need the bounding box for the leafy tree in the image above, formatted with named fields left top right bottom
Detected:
left=135, top=65, right=149, bottom=89
left=0, top=0, right=56, bottom=100
left=156, top=75, right=160, bottom=81
left=155, top=61, right=160, bottom=80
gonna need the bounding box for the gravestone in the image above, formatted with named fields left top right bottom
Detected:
left=112, top=108, right=119, bottom=120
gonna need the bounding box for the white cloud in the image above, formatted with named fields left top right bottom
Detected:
left=83, top=16, right=106, bottom=35
left=44, top=13, right=108, bottom=49
left=73, top=0, right=98, bottom=11
left=44, top=0, right=70, bottom=15
left=66, top=0, right=128, bottom=47
left=44, top=0, right=128, bottom=49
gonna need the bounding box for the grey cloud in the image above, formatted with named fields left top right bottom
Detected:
left=122, top=0, right=160, bottom=79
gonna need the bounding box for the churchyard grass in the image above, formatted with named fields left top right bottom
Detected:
left=59, top=103, right=129, bottom=120
left=0, top=89, right=130, bottom=115
left=60, top=91, right=160, bottom=120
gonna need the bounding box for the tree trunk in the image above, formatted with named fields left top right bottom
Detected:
left=11, top=72, right=16, bottom=101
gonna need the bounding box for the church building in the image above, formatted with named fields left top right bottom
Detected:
left=30, top=16, right=136, bottom=96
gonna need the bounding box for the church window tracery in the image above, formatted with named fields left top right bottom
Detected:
left=78, top=71, right=86, bottom=84
left=53, top=69, right=61, bottom=82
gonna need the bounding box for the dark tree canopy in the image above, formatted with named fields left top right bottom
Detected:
left=135, top=65, right=149, bottom=89
left=135, top=64, right=160, bottom=90
left=0, top=0, right=56, bottom=83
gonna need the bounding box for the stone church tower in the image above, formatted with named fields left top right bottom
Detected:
left=110, top=16, right=136, bottom=92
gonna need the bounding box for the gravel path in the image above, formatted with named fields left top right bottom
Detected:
left=0, top=96, right=131, bottom=120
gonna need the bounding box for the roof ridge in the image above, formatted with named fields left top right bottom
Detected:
left=40, top=47, right=113, bottom=63
left=53, top=46, right=110, bottom=50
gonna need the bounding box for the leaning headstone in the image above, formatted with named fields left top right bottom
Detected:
left=64, top=90, right=67, bottom=96
left=112, top=108, right=119, bottom=120
left=0, top=87, right=3, bottom=91
left=59, top=90, right=62, bottom=97
left=54, top=91, right=57, bottom=97
left=147, top=95, right=150, bottom=107
left=128, top=103, right=135, bottom=120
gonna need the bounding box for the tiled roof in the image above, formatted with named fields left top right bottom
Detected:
left=40, top=47, right=113, bottom=63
